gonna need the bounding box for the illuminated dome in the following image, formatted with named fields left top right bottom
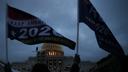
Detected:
left=39, top=43, right=64, bottom=57
left=40, top=43, right=63, bottom=52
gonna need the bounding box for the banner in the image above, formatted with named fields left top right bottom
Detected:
left=7, top=5, right=76, bottom=50
left=79, top=0, right=125, bottom=56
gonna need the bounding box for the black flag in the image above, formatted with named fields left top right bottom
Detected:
left=7, top=5, right=76, bottom=50
left=79, top=0, right=125, bottom=56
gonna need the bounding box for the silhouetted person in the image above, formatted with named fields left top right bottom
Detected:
left=70, top=54, right=80, bottom=72
left=70, top=63, right=80, bottom=72
left=31, top=63, right=50, bottom=72
left=4, top=62, right=12, bottom=72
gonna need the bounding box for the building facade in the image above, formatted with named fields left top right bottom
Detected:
left=12, top=43, right=65, bottom=72
left=11, top=43, right=95, bottom=72
left=37, top=43, right=64, bottom=72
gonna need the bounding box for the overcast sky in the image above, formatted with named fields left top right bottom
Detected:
left=0, top=0, right=128, bottom=63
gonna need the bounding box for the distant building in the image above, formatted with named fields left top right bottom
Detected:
left=37, top=43, right=64, bottom=72
left=11, top=43, right=95, bottom=72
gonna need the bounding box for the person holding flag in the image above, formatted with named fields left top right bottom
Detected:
left=70, top=54, right=81, bottom=72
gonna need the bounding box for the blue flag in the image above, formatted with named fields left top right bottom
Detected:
left=7, top=5, right=76, bottom=50
left=79, top=0, right=125, bottom=56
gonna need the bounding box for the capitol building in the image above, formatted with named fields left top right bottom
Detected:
left=11, top=43, right=95, bottom=72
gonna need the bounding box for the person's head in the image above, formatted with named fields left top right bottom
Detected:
left=73, top=54, right=80, bottom=64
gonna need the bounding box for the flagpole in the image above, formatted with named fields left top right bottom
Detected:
left=76, top=0, right=79, bottom=55
left=5, top=0, right=9, bottom=63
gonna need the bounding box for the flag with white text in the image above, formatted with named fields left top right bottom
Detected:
left=7, top=5, right=76, bottom=50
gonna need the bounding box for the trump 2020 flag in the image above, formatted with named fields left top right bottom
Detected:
left=79, top=0, right=125, bottom=56
left=7, top=5, right=76, bottom=50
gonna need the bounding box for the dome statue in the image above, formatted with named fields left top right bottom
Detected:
left=39, top=43, right=64, bottom=57
left=40, top=43, right=63, bottom=52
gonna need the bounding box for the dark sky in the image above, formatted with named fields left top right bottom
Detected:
left=0, top=0, right=128, bottom=62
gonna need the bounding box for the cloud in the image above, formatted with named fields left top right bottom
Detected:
left=0, top=0, right=128, bottom=62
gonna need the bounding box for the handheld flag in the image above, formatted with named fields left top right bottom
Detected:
left=7, top=5, right=76, bottom=50
left=79, top=0, right=125, bottom=56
